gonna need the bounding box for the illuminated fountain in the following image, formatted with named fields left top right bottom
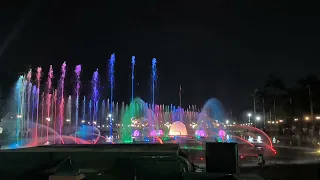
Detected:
left=120, top=98, right=146, bottom=143
left=0, top=54, right=275, bottom=153
left=195, top=98, right=225, bottom=138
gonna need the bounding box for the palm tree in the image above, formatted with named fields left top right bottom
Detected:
left=298, top=74, right=320, bottom=126
left=257, top=90, right=268, bottom=127
left=264, top=74, right=286, bottom=122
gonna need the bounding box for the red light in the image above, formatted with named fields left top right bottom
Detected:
left=240, top=156, right=244, bottom=159
left=200, top=157, right=204, bottom=160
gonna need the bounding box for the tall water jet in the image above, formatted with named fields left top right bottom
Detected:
left=40, top=92, right=44, bottom=141
left=58, top=62, right=66, bottom=135
left=89, top=100, right=92, bottom=123
left=151, top=58, right=157, bottom=131
left=108, top=53, right=115, bottom=136
left=131, top=56, right=135, bottom=102
left=26, top=69, right=32, bottom=133
left=67, top=95, right=72, bottom=123
left=15, top=75, right=24, bottom=144
left=74, top=65, right=82, bottom=131
left=35, top=67, right=42, bottom=145
left=101, top=100, right=105, bottom=127
left=82, top=96, right=86, bottom=123
left=46, top=65, right=53, bottom=142
left=91, top=69, right=99, bottom=142
left=32, top=85, right=37, bottom=126
left=53, top=89, right=57, bottom=143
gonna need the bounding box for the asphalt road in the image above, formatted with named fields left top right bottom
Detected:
left=241, top=146, right=320, bottom=179
left=192, top=146, right=320, bottom=180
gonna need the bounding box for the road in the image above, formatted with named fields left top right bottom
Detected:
left=241, top=146, right=320, bottom=179
left=193, top=146, right=320, bottom=179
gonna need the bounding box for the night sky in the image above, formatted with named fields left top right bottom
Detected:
left=0, top=1, right=319, bottom=113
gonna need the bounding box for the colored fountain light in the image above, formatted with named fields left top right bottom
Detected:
left=133, top=130, right=140, bottom=137
left=195, top=130, right=206, bottom=137
left=150, top=130, right=157, bottom=136
left=218, top=130, right=226, bottom=137
left=158, top=129, right=164, bottom=136
left=169, top=121, right=187, bottom=136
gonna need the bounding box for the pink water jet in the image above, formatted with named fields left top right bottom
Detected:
left=233, top=125, right=273, bottom=147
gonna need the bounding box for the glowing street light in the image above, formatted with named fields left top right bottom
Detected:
left=81, top=120, right=85, bottom=123
left=108, top=114, right=112, bottom=118
left=305, top=117, right=309, bottom=120
left=256, top=116, right=261, bottom=121
left=248, top=113, right=252, bottom=123
left=66, top=119, right=71, bottom=122
left=226, top=120, right=229, bottom=124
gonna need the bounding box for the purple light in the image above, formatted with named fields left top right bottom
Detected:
left=158, top=129, right=164, bottom=136
left=150, top=130, right=157, bottom=136
left=218, top=130, right=226, bottom=137
left=133, top=130, right=140, bottom=137
left=195, top=130, right=206, bottom=137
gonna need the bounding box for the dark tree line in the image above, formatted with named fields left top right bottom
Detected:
left=252, top=74, right=320, bottom=127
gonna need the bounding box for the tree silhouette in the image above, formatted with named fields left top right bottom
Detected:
left=298, top=74, right=320, bottom=125
left=264, top=74, right=286, bottom=122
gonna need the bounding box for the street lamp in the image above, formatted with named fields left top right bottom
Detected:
left=248, top=113, right=252, bottom=123
left=226, top=120, right=229, bottom=124
left=256, top=116, right=261, bottom=121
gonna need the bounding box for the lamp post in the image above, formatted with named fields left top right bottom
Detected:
left=256, top=116, right=261, bottom=127
left=248, top=113, right=252, bottom=124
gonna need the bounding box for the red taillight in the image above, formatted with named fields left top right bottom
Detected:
left=200, top=157, right=204, bottom=160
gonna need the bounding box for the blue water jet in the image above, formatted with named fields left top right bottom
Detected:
left=15, top=75, right=24, bottom=144
left=151, top=58, right=157, bottom=131
left=82, top=96, right=86, bottom=122
left=109, top=53, right=115, bottom=136
left=131, top=56, right=135, bottom=102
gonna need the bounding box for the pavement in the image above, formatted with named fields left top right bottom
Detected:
left=241, top=163, right=320, bottom=180
left=195, top=146, right=320, bottom=180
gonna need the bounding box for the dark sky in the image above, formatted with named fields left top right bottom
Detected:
left=0, top=1, right=319, bottom=112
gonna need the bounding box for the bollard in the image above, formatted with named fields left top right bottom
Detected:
left=258, top=153, right=265, bottom=168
